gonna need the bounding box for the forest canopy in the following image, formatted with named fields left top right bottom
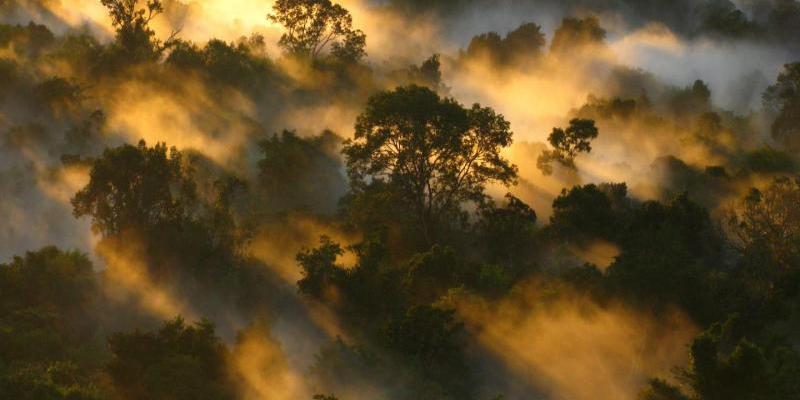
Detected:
left=1, top=0, right=800, bottom=400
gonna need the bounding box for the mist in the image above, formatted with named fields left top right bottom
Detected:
left=1, top=0, right=800, bottom=399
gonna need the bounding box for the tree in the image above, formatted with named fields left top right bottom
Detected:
left=71, top=140, right=197, bottom=236
left=697, top=0, right=758, bottom=39
left=297, top=236, right=345, bottom=298
left=0, top=247, right=96, bottom=316
left=167, top=37, right=274, bottom=92
left=106, top=317, right=235, bottom=400
left=637, top=379, right=690, bottom=400
left=669, top=80, right=712, bottom=116
left=726, top=177, right=800, bottom=280
left=258, top=130, right=346, bottom=214
left=0, top=247, right=106, bottom=400
left=642, top=316, right=800, bottom=400
left=537, top=118, right=599, bottom=175
left=463, top=22, right=545, bottom=65
left=100, top=0, right=178, bottom=63
left=343, top=85, right=517, bottom=244
left=465, top=31, right=503, bottom=61
left=404, top=54, right=444, bottom=90
left=268, top=0, right=366, bottom=62
left=763, top=62, right=800, bottom=150
left=381, top=305, right=470, bottom=398
left=549, top=183, right=618, bottom=240
left=502, top=22, right=546, bottom=61
left=550, top=16, right=606, bottom=53
left=476, top=194, right=537, bottom=270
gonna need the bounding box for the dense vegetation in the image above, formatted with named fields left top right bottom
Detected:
left=1, top=1, right=800, bottom=399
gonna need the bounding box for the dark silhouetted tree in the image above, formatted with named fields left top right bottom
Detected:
left=502, top=22, right=546, bottom=60
left=476, top=193, right=537, bottom=271
left=405, top=54, right=444, bottom=90
left=268, top=0, right=366, bottom=62
left=727, top=177, right=800, bottom=285
left=106, top=317, right=235, bottom=400
left=297, top=236, right=345, bottom=298
left=71, top=140, right=197, bottom=236
left=343, top=85, right=517, bottom=243
left=464, top=22, right=545, bottom=65
left=764, top=62, right=800, bottom=150
left=642, top=316, right=800, bottom=400
left=258, top=130, right=346, bottom=214
left=550, top=16, right=606, bottom=52
left=537, top=118, right=599, bottom=175
left=100, top=0, right=178, bottom=63
left=0, top=247, right=105, bottom=400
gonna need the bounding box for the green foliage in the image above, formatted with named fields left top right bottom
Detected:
left=669, top=80, right=712, bottom=116
left=258, top=130, right=346, bottom=214
left=550, top=16, right=606, bottom=52
left=403, top=245, right=465, bottom=303
left=475, top=194, right=538, bottom=273
left=764, top=62, right=800, bottom=150
left=537, top=118, right=599, bottom=175
left=577, top=95, right=640, bottom=120
left=464, top=22, right=545, bottom=65
left=607, top=193, right=723, bottom=321
left=0, top=246, right=96, bottom=317
left=549, top=183, right=623, bottom=240
left=33, top=77, right=82, bottom=112
left=167, top=36, right=274, bottom=93
left=100, top=0, right=177, bottom=65
left=297, top=236, right=345, bottom=298
left=697, top=0, right=760, bottom=38
left=638, top=379, right=690, bottom=400
left=0, top=22, right=54, bottom=58
left=4, top=5, right=800, bottom=400
left=269, top=0, right=366, bottom=62
left=727, top=177, right=800, bottom=286
left=381, top=306, right=463, bottom=367
left=660, top=315, right=800, bottom=400
left=106, top=317, right=235, bottom=400
left=380, top=305, right=470, bottom=399
left=0, top=247, right=107, bottom=400
left=743, top=146, right=796, bottom=173
left=343, top=85, right=517, bottom=243
left=71, top=140, right=197, bottom=236
left=403, top=54, right=444, bottom=90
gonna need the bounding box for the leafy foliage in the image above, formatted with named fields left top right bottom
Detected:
left=106, top=318, right=235, bottom=400
left=343, top=85, right=517, bottom=243
left=764, top=62, right=800, bottom=150
left=464, top=22, right=546, bottom=65
left=71, top=140, right=197, bottom=236
left=100, top=0, right=178, bottom=65
left=550, top=16, right=606, bottom=52
left=537, top=118, right=599, bottom=175
left=269, top=0, right=366, bottom=62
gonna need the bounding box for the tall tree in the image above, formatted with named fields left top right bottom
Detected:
left=550, top=16, right=606, bottom=53
left=537, top=118, right=599, bottom=175
left=343, top=85, right=517, bottom=243
left=100, top=0, right=178, bottom=63
left=71, top=140, right=197, bottom=236
left=763, top=62, right=800, bottom=150
left=268, top=0, right=366, bottom=62
left=727, top=177, right=800, bottom=279
left=106, top=318, right=235, bottom=400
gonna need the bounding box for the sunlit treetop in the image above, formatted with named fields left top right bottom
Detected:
left=537, top=118, right=599, bottom=175
left=343, top=85, right=517, bottom=243
left=268, top=0, right=366, bottom=62
left=100, top=0, right=178, bottom=63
